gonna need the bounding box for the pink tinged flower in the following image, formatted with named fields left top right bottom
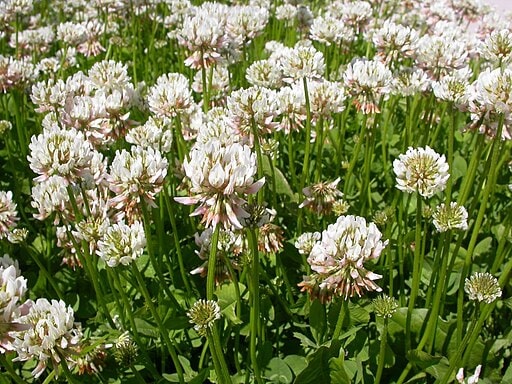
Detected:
left=107, top=146, right=168, bottom=221
left=299, top=178, right=343, bottom=215
left=298, top=215, right=388, bottom=302
left=147, top=73, right=193, bottom=118
left=343, top=59, right=393, bottom=114
left=175, top=139, right=265, bottom=230
left=0, top=191, right=18, bottom=238
left=11, top=298, right=82, bottom=378
left=393, top=146, right=450, bottom=198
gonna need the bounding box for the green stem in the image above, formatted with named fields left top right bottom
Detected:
left=299, top=77, right=313, bottom=194
left=343, top=113, right=368, bottom=196
left=247, top=227, right=263, bottom=384
left=0, top=354, right=25, bottom=384
left=332, top=299, right=349, bottom=340
left=131, top=263, right=185, bottom=384
left=207, top=225, right=221, bottom=301
left=456, top=118, right=504, bottom=344
left=406, top=195, right=422, bottom=353
left=375, top=317, right=389, bottom=384
left=207, top=326, right=233, bottom=384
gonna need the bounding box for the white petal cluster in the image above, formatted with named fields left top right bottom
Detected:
left=147, top=73, right=194, bottom=118
left=0, top=255, right=27, bottom=324
left=246, top=59, right=284, bottom=89
left=294, top=232, right=321, bottom=255
left=176, top=139, right=264, bottom=229
left=0, top=55, right=37, bottom=93
left=96, top=221, right=146, bottom=267
left=0, top=191, right=18, bottom=238
left=372, top=20, right=419, bottom=64
left=11, top=298, right=82, bottom=378
left=28, top=123, right=96, bottom=183
left=310, top=16, right=354, bottom=46
left=126, top=117, right=173, bottom=154
left=31, top=175, right=71, bottom=222
left=432, top=67, right=472, bottom=107
left=479, top=29, right=512, bottom=67
left=226, top=5, right=269, bottom=42
left=432, top=202, right=468, bottom=232
left=279, top=44, right=325, bottom=82
left=227, top=86, right=280, bottom=137
left=108, top=146, right=168, bottom=216
left=415, top=33, right=468, bottom=76
left=393, top=146, right=450, bottom=198
left=344, top=58, right=393, bottom=113
left=299, top=215, right=387, bottom=301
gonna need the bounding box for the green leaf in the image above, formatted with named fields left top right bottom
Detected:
left=452, top=154, right=467, bottom=181
left=329, top=355, right=351, bottom=383
left=283, top=355, right=307, bottom=376
left=348, top=302, right=371, bottom=325
left=406, top=349, right=442, bottom=369
left=310, top=299, right=327, bottom=344
left=294, top=342, right=342, bottom=384
left=262, top=156, right=295, bottom=201
left=474, top=237, right=492, bottom=257
left=134, top=318, right=159, bottom=338
left=264, top=357, right=293, bottom=384
left=215, top=282, right=245, bottom=325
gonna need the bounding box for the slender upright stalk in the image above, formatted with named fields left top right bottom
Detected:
left=375, top=317, right=389, bottom=384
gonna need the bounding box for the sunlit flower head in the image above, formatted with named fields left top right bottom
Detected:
left=11, top=298, right=82, bottom=378
left=464, top=272, right=502, bottom=304
left=393, top=146, right=450, bottom=198
left=175, top=139, right=265, bottom=229
left=114, top=332, right=138, bottom=366
left=298, top=215, right=388, bottom=302
left=432, top=202, right=468, bottom=232
left=147, top=73, right=193, bottom=118
left=279, top=44, right=325, bottom=82
left=187, top=299, right=221, bottom=336
left=0, top=191, right=18, bottom=238
left=479, top=28, right=512, bottom=67
left=343, top=58, right=393, bottom=114
left=96, top=221, right=146, bottom=267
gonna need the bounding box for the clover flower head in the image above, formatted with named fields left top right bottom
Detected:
left=479, top=28, right=512, bottom=66
left=187, top=299, right=221, bottom=336
left=299, top=178, right=343, bottom=215
left=432, top=202, right=468, bottom=232
left=373, top=295, right=399, bottom=319
left=0, top=191, right=18, bottom=238
left=114, top=332, right=138, bottom=366
left=393, top=146, right=450, bottom=198
left=175, top=139, right=265, bottom=229
left=464, top=272, right=502, bottom=304
left=279, top=44, right=325, bottom=82
left=11, top=298, right=82, bottom=378
left=147, top=73, right=193, bottom=118
left=298, top=215, right=388, bottom=302
left=96, top=221, right=146, bottom=267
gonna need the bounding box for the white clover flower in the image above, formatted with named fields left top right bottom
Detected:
left=147, top=73, right=193, bottom=118
left=479, top=29, right=512, bottom=67
left=309, top=15, right=354, bottom=46
left=279, top=44, right=325, bottom=82
left=0, top=191, right=18, bottom=238
left=187, top=299, right=221, bottom=336
left=175, top=139, right=265, bottom=229
left=246, top=59, right=284, bottom=89
left=464, top=272, right=502, bottom=304
left=126, top=117, right=173, bottom=154
left=177, top=3, right=228, bottom=68
left=432, top=67, right=472, bottom=108
left=307, top=80, right=346, bottom=118
left=415, top=33, right=468, bottom=77
left=107, top=146, right=168, bottom=220
left=0, top=257, right=27, bottom=324
left=28, top=123, right=95, bottom=184
left=0, top=55, right=37, bottom=93
left=432, top=202, right=468, bottom=232
left=11, top=298, right=82, bottom=378
left=192, top=227, right=243, bottom=282
left=226, top=5, right=269, bottom=42
left=192, top=65, right=230, bottom=100
left=276, top=84, right=307, bottom=133
left=294, top=232, right=321, bottom=255
left=31, top=175, right=71, bottom=222
left=96, top=221, right=146, bottom=267
left=298, top=215, right=388, bottom=302
left=227, top=86, right=280, bottom=138
left=391, top=68, right=431, bottom=97
left=299, top=178, right=344, bottom=214
left=372, top=20, right=419, bottom=65
left=344, top=58, right=393, bottom=114
left=56, top=21, right=88, bottom=46
left=393, top=146, right=450, bottom=198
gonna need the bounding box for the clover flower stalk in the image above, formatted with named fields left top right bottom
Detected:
left=373, top=295, right=398, bottom=384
